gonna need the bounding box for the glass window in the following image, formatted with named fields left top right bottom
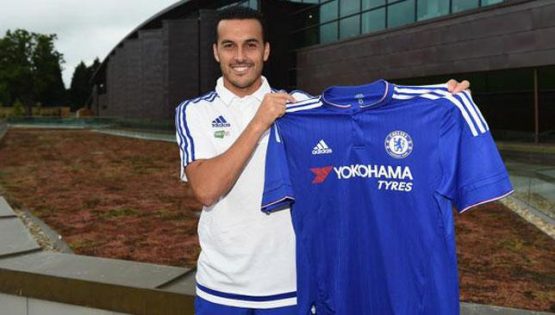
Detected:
left=362, top=8, right=385, bottom=33
left=340, top=0, right=360, bottom=17
left=303, top=0, right=320, bottom=3
left=321, top=0, right=339, bottom=23
left=452, top=0, right=479, bottom=13
left=294, top=26, right=319, bottom=48
left=340, top=15, right=360, bottom=39
left=291, top=6, right=320, bottom=29
left=417, top=0, right=449, bottom=21
left=249, top=0, right=257, bottom=10
left=320, top=22, right=338, bottom=44
left=481, top=0, right=504, bottom=6
left=539, top=66, right=555, bottom=90
left=388, top=0, right=415, bottom=28
left=486, top=68, right=533, bottom=92
left=362, top=0, right=385, bottom=10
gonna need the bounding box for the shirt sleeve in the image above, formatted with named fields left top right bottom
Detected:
left=261, top=123, right=295, bottom=213
left=175, top=101, right=217, bottom=181
left=437, top=91, right=513, bottom=213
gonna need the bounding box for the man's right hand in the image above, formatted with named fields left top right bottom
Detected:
left=185, top=92, right=296, bottom=207
left=251, top=92, right=296, bottom=131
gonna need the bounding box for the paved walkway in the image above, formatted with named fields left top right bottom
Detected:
left=92, top=128, right=175, bottom=143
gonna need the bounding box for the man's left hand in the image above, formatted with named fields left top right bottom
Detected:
left=447, top=79, right=470, bottom=93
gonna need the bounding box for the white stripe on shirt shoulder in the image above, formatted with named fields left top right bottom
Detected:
left=290, top=90, right=314, bottom=102
left=286, top=101, right=323, bottom=113
left=286, top=96, right=321, bottom=107
left=393, top=85, right=448, bottom=95
left=393, top=85, right=488, bottom=137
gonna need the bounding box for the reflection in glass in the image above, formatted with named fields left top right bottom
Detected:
left=452, top=0, right=479, bottom=13
left=417, top=0, right=449, bottom=21
left=340, top=0, right=360, bottom=17
left=363, top=0, right=385, bottom=10
left=482, top=0, right=504, bottom=5
left=321, top=0, right=339, bottom=23
left=320, top=22, right=338, bottom=44
left=362, top=8, right=385, bottom=33
left=340, top=15, right=361, bottom=39
left=388, top=0, right=415, bottom=28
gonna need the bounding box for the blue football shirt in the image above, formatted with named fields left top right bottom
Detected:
left=262, top=80, right=513, bottom=315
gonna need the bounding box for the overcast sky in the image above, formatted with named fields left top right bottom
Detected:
left=0, top=0, right=180, bottom=88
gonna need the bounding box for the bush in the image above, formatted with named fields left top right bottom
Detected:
left=12, top=99, right=25, bottom=116
left=32, top=102, right=42, bottom=115
left=0, top=103, right=6, bottom=119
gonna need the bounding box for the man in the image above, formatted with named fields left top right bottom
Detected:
left=175, top=6, right=469, bottom=315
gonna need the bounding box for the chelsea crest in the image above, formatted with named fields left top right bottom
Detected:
left=385, top=130, right=413, bottom=159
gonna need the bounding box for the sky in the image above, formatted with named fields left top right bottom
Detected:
left=0, top=0, right=180, bottom=88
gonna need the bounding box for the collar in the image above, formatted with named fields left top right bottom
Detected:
left=321, top=80, right=393, bottom=111
left=215, top=76, right=272, bottom=106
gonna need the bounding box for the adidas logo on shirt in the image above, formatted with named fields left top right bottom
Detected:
left=312, top=140, right=333, bottom=155
left=212, top=115, right=231, bottom=128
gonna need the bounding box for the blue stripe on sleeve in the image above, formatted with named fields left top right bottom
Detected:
left=176, top=91, right=217, bottom=165
left=175, top=102, right=190, bottom=164
left=181, top=102, right=195, bottom=163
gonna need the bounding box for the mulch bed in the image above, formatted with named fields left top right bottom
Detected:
left=0, top=129, right=553, bottom=312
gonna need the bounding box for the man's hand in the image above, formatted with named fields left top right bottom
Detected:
left=185, top=92, right=295, bottom=207
left=251, top=92, right=296, bottom=132
left=447, top=79, right=470, bottom=93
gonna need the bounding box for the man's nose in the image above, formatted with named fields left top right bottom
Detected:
left=234, top=47, right=246, bottom=62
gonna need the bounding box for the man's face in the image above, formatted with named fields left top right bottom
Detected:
left=213, top=19, right=269, bottom=97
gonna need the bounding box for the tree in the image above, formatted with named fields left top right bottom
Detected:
left=0, top=29, right=66, bottom=115
left=90, top=58, right=101, bottom=74
left=69, top=62, right=90, bottom=110
left=0, top=30, right=35, bottom=112
left=69, top=58, right=101, bottom=111
left=32, top=33, right=67, bottom=107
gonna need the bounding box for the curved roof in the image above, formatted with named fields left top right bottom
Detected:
left=92, top=0, right=227, bottom=83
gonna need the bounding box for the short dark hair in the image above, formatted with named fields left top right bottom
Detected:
left=214, top=6, right=267, bottom=43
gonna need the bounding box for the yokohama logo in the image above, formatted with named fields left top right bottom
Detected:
left=310, top=166, right=333, bottom=184
left=311, top=164, right=413, bottom=184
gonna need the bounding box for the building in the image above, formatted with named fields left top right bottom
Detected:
left=91, top=0, right=555, bottom=141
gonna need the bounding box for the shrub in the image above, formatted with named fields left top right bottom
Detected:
left=12, top=100, right=25, bottom=117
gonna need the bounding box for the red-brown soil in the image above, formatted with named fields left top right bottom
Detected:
left=0, top=129, right=202, bottom=266
left=0, top=129, right=553, bottom=312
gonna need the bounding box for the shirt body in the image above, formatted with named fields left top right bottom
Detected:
left=262, top=80, right=513, bottom=315
left=175, top=77, right=311, bottom=308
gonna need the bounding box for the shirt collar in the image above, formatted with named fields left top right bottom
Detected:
left=215, top=76, right=272, bottom=106
left=321, top=80, right=393, bottom=111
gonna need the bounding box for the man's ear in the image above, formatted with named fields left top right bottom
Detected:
left=263, top=42, right=270, bottom=62
left=213, top=43, right=220, bottom=63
